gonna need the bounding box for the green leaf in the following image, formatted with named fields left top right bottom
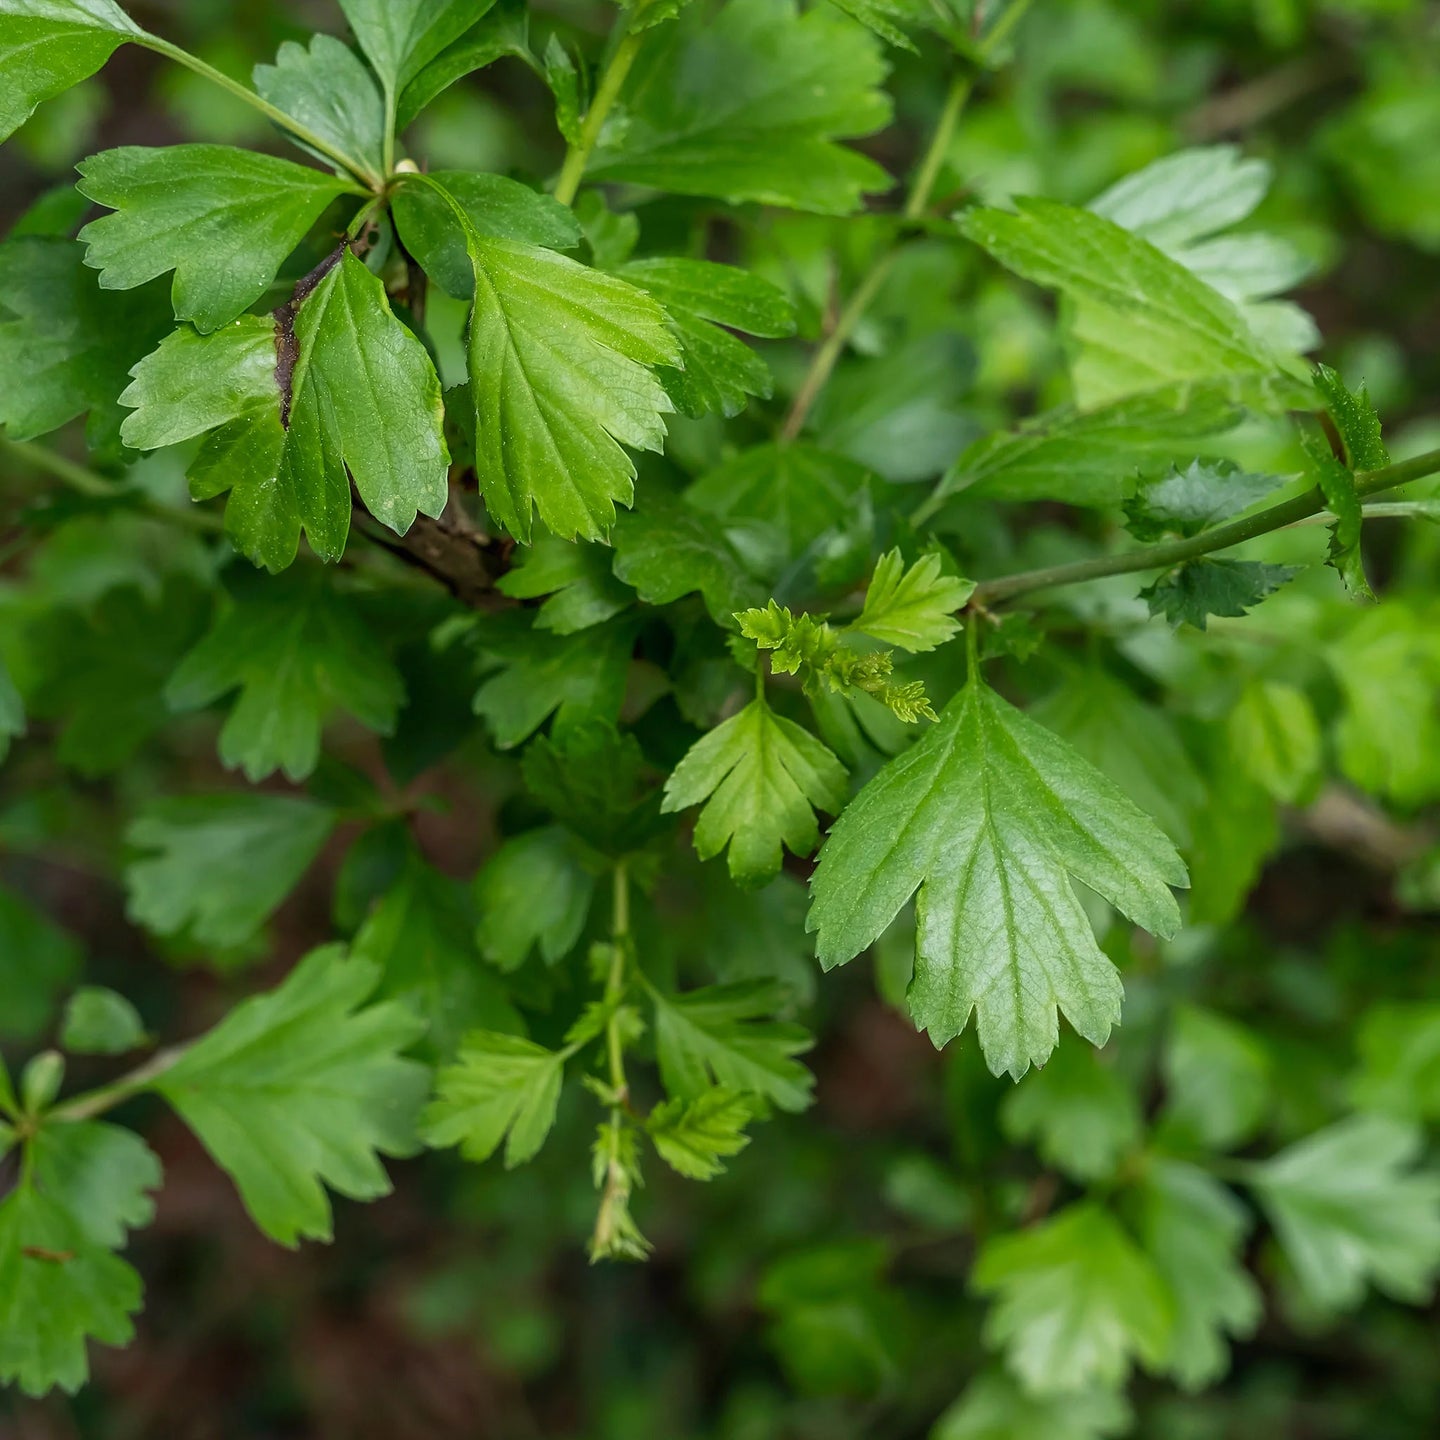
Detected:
left=646, top=1087, right=754, bottom=1180
left=351, top=851, right=523, bottom=1059
left=125, top=793, right=336, bottom=949
left=154, top=946, right=429, bottom=1245
left=933, top=1371, right=1131, bottom=1440
left=496, top=536, right=633, bottom=635
left=0, top=235, right=170, bottom=449
left=457, top=227, right=680, bottom=541
left=473, top=826, right=595, bottom=971
left=617, top=257, right=797, bottom=418
left=1351, top=1004, right=1440, bottom=1122
left=611, top=495, right=762, bottom=626
left=1141, top=558, right=1298, bottom=630
left=391, top=169, right=580, bottom=299
left=75, top=146, right=357, bottom=332
left=0, top=0, right=140, bottom=146
left=0, top=884, right=81, bottom=1042
left=825, top=0, right=927, bottom=52
left=649, top=979, right=814, bottom=1113
left=1132, top=1161, right=1261, bottom=1391
left=0, top=1120, right=159, bottom=1396
left=394, top=0, right=531, bottom=129
left=1161, top=1004, right=1270, bottom=1150
left=1314, top=360, right=1389, bottom=472
left=1226, top=678, right=1321, bottom=805
left=1000, top=1043, right=1141, bottom=1183
left=961, top=199, right=1288, bottom=407
left=253, top=34, right=385, bottom=180
left=809, top=677, right=1187, bottom=1077
left=974, top=1202, right=1173, bottom=1395
left=1248, top=1115, right=1440, bottom=1312
left=60, top=987, right=147, bottom=1055
left=423, top=1030, right=566, bottom=1166
left=166, top=570, right=405, bottom=781
left=933, top=384, right=1243, bottom=510
left=1186, top=730, right=1278, bottom=926
left=663, top=696, right=848, bottom=888
left=337, top=0, right=493, bottom=95
left=470, top=612, right=634, bottom=750
left=851, top=550, right=973, bottom=653
left=0, top=656, right=23, bottom=762
left=589, top=0, right=892, bottom=215
left=1298, top=414, right=1371, bottom=600
left=1124, top=458, right=1284, bottom=540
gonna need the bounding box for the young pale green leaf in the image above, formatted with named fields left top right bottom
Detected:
left=125, top=793, right=336, bottom=948
left=60, top=987, right=147, bottom=1055
left=459, top=229, right=680, bottom=541
left=253, top=34, right=385, bottom=180
left=423, top=1030, right=566, bottom=1167
left=1124, top=458, right=1284, bottom=540
left=1247, top=1115, right=1440, bottom=1312
left=1141, top=559, right=1298, bottom=630
left=0, top=885, right=81, bottom=1043
left=166, top=570, right=404, bottom=781
left=663, top=696, right=848, bottom=888
left=1133, top=1161, right=1261, bottom=1391
left=646, top=1087, right=754, bottom=1180
left=0, top=657, right=23, bottom=762
left=589, top=0, right=892, bottom=215
left=391, top=169, right=580, bottom=299
left=933, top=383, right=1242, bottom=511
left=611, top=496, right=762, bottom=625
left=1351, top=1004, right=1440, bottom=1122
left=649, top=979, right=814, bottom=1113
left=933, top=1371, right=1131, bottom=1440
left=470, top=613, right=634, bottom=750
left=1226, top=678, right=1321, bottom=805
left=496, top=537, right=633, bottom=635
left=473, top=826, right=595, bottom=971
left=1313, top=360, right=1388, bottom=472
left=1161, top=1004, right=1270, bottom=1150
left=809, top=677, right=1187, bottom=1077
left=337, top=0, right=492, bottom=95
left=0, top=1121, right=159, bottom=1397
left=974, top=1202, right=1173, bottom=1395
left=617, top=257, right=797, bottom=418
left=155, top=946, right=429, bottom=1246
left=1000, top=1044, right=1141, bottom=1183
left=76, top=146, right=357, bottom=332
left=394, top=0, right=530, bottom=128
left=0, top=0, right=141, bottom=145
left=850, top=550, right=973, bottom=653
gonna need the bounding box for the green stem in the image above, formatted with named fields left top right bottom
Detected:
left=553, top=22, right=644, bottom=208
left=137, top=33, right=382, bottom=190
left=48, top=1047, right=185, bottom=1124
left=970, top=446, right=1440, bottom=607
left=605, top=866, right=631, bottom=1096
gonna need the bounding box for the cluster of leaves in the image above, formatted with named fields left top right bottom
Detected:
left=4, top=0, right=1440, bottom=1433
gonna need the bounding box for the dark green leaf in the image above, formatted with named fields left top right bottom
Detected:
left=496, top=536, right=633, bottom=635
left=1124, top=458, right=1284, bottom=540
left=1141, top=559, right=1298, bottom=630
left=1314, top=361, right=1388, bottom=472
left=60, top=987, right=147, bottom=1055
left=0, top=885, right=81, bottom=1042
left=394, top=0, right=531, bottom=129
left=473, top=826, right=595, bottom=971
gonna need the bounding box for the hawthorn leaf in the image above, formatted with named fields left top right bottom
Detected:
left=851, top=550, right=973, bottom=653
left=253, top=34, right=385, bottom=179
left=473, top=826, right=595, bottom=971
left=611, top=497, right=762, bottom=625
left=649, top=979, right=814, bottom=1112
left=1314, top=361, right=1387, bottom=472
left=1141, top=558, right=1298, bottom=630
left=1133, top=1160, right=1261, bottom=1391
left=0, top=884, right=81, bottom=1042
left=663, top=697, right=848, bottom=888
left=76, top=146, right=358, bottom=332
left=588, top=0, right=892, bottom=215
left=1124, top=458, right=1284, bottom=540
left=933, top=1371, right=1131, bottom=1440
left=0, top=1121, right=159, bottom=1397
left=1351, top=1004, right=1440, bottom=1122
left=0, top=0, right=141, bottom=146
left=0, top=657, right=23, bottom=761
left=1298, top=414, right=1371, bottom=600
left=974, top=1202, right=1173, bottom=1395
left=496, top=537, right=633, bottom=635
left=1090, top=145, right=1271, bottom=249
left=395, top=0, right=531, bottom=129
left=1161, top=1004, right=1270, bottom=1150
left=154, top=946, right=429, bottom=1246
left=1226, top=678, right=1321, bottom=805
left=458, top=228, right=680, bottom=541
left=647, top=1088, right=753, bottom=1180
left=166, top=570, right=405, bottom=781
left=1000, top=1044, right=1141, bottom=1183
left=934, top=384, right=1242, bottom=510
left=1187, top=731, right=1278, bottom=926
left=60, top=987, right=147, bottom=1055
left=125, top=793, right=336, bottom=948
left=423, top=1031, right=566, bottom=1166
left=391, top=169, right=580, bottom=299
left=1247, top=1115, right=1440, bottom=1312
left=337, top=0, right=494, bottom=94
left=808, top=677, right=1187, bottom=1077
left=827, top=0, right=928, bottom=51
left=617, top=257, right=797, bottom=418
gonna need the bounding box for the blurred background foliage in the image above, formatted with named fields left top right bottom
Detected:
left=2, top=0, right=1440, bottom=1436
